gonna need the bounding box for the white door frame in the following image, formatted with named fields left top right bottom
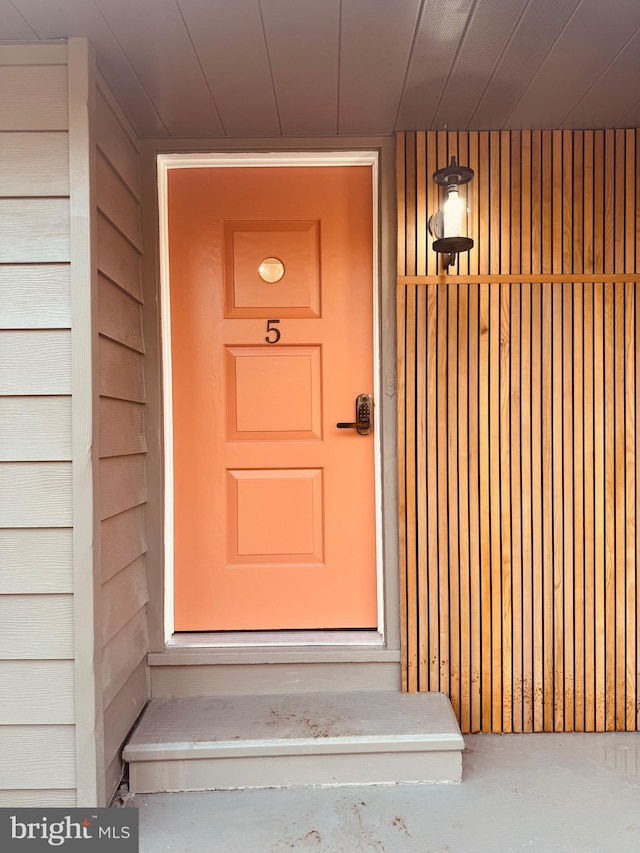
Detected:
left=158, top=150, right=385, bottom=646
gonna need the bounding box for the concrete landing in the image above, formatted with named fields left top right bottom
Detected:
left=128, top=733, right=640, bottom=853
left=123, top=691, right=464, bottom=793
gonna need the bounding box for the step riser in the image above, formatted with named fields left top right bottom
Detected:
left=150, top=661, right=400, bottom=697
left=129, top=751, right=462, bottom=793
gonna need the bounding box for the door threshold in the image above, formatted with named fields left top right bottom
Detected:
left=166, top=630, right=385, bottom=649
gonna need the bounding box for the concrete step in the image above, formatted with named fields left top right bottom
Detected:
left=123, top=691, right=464, bottom=793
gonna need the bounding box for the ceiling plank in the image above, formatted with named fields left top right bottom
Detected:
left=339, top=0, right=420, bottom=135
left=0, top=1, right=38, bottom=38
left=431, top=0, right=530, bottom=131
left=506, top=0, right=640, bottom=129
left=260, top=0, right=340, bottom=136
left=396, top=0, right=475, bottom=131
left=470, top=0, right=581, bottom=130
left=12, top=0, right=167, bottom=137
left=95, top=0, right=224, bottom=137
left=177, top=0, right=280, bottom=137
left=562, top=26, right=640, bottom=129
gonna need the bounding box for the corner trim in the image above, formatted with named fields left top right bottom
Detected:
left=67, top=37, right=105, bottom=807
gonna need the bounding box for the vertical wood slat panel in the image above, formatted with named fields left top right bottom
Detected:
left=398, top=131, right=639, bottom=734
left=396, top=134, right=408, bottom=692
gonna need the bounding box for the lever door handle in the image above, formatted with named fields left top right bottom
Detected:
left=337, top=393, right=373, bottom=436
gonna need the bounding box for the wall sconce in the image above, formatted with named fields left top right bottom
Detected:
left=428, top=156, right=474, bottom=271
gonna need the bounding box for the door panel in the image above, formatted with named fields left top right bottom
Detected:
left=169, top=165, right=377, bottom=631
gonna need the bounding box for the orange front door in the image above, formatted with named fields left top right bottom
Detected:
left=169, top=164, right=377, bottom=631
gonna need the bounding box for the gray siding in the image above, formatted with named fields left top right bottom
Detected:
left=0, top=44, right=77, bottom=807
left=95, top=76, right=149, bottom=802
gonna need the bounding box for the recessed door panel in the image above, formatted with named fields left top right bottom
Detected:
left=227, top=468, right=324, bottom=564
left=169, top=165, right=376, bottom=630
left=224, top=220, right=320, bottom=318
left=225, top=346, right=322, bottom=441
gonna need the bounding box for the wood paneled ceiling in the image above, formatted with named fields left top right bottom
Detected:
left=3, top=0, right=640, bottom=139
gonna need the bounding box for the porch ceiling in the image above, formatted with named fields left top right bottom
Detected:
left=3, top=0, right=640, bottom=139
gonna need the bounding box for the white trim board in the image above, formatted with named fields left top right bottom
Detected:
left=158, top=150, right=384, bottom=648
left=166, top=630, right=385, bottom=649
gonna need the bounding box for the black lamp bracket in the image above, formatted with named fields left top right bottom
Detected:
left=432, top=155, right=474, bottom=188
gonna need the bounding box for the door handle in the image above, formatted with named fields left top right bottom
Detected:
left=337, top=393, right=373, bottom=436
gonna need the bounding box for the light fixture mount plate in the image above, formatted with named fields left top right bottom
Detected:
left=433, top=155, right=474, bottom=187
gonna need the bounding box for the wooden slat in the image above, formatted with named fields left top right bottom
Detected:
left=405, top=134, right=416, bottom=279
left=625, top=281, right=636, bottom=730
left=0, top=462, right=72, bottom=527
left=573, top=133, right=585, bottom=732
left=396, top=132, right=406, bottom=276
left=447, top=284, right=460, bottom=719
left=531, top=132, right=541, bottom=275
left=552, top=279, right=563, bottom=731
left=458, top=281, right=471, bottom=733
left=479, top=280, right=491, bottom=730
left=404, top=284, right=417, bottom=691
left=520, top=280, right=533, bottom=733
left=573, top=280, right=585, bottom=733
left=399, top=274, right=640, bottom=285
left=511, top=135, right=523, bottom=731
left=416, top=133, right=427, bottom=276
left=604, top=281, right=616, bottom=730
left=0, top=66, right=68, bottom=131
left=541, top=282, right=554, bottom=732
left=0, top=132, right=69, bottom=197
left=467, top=132, right=479, bottom=277
left=396, top=277, right=407, bottom=692
left=436, top=284, right=449, bottom=699
left=636, top=277, right=640, bottom=733
left=0, top=595, right=73, bottom=659
left=0, top=528, right=72, bottom=594
left=0, top=661, right=74, bottom=724
left=614, top=281, right=626, bottom=730
left=0, top=198, right=70, bottom=263
left=530, top=282, right=543, bottom=731
left=562, top=279, right=574, bottom=732
left=489, top=277, right=501, bottom=731
left=416, top=285, right=427, bottom=690
left=583, top=280, right=596, bottom=730
left=0, top=396, right=71, bottom=461
left=0, top=265, right=71, bottom=330
left=500, top=281, right=512, bottom=732
left=593, top=280, right=606, bottom=731
left=426, top=285, right=439, bottom=692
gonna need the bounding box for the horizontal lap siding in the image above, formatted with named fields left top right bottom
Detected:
left=0, top=46, right=76, bottom=805
left=398, top=130, right=640, bottom=734
left=95, top=79, right=149, bottom=802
